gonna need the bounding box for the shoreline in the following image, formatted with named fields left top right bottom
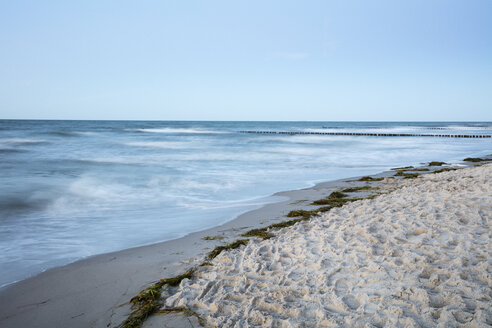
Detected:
left=0, top=156, right=489, bottom=328
left=0, top=193, right=285, bottom=291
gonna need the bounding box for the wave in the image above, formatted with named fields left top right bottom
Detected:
left=43, top=131, right=100, bottom=137
left=301, top=125, right=492, bottom=135
left=76, top=158, right=146, bottom=166
left=302, top=127, right=410, bottom=134
left=124, top=141, right=194, bottom=149
left=148, top=175, right=244, bottom=192
left=128, top=128, right=227, bottom=134
left=442, top=125, right=492, bottom=131
left=262, top=147, right=332, bottom=156
left=272, top=135, right=345, bottom=144
left=0, top=138, right=48, bottom=146
left=45, top=177, right=138, bottom=215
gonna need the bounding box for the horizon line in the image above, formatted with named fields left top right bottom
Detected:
left=1, top=119, right=491, bottom=123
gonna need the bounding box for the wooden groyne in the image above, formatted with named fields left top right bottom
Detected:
left=239, top=131, right=491, bottom=138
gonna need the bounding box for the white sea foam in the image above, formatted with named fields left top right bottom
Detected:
left=148, top=176, right=240, bottom=192
left=303, top=125, right=492, bottom=135
left=303, top=126, right=426, bottom=134
left=124, top=141, right=194, bottom=149
left=263, top=147, right=333, bottom=156
left=79, top=157, right=148, bottom=165
left=45, top=176, right=143, bottom=216
left=44, top=131, right=98, bottom=137
left=444, top=125, right=491, bottom=130
left=130, top=128, right=227, bottom=134
left=269, top=135, right=340, bottom=144
left=75, top=131, right=100, bottom=136
left=166, top=164, right=492, bottom=327
left=0, top=138, right=47, bottom=145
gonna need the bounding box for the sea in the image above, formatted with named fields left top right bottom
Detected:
left=0, top=120, right=491, bottom=287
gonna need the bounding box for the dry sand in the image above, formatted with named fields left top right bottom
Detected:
left=165, top=164, right=492, bottom=327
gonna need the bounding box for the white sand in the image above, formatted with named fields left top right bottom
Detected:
left=165, top=164, right=492, bottom=327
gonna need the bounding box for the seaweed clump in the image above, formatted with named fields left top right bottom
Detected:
left=391, top=166, right=429, bottom=172
left=242, top=228, right=274, bottom=240
left=394, top=170, right=420, bottom=179
left=159, top=269, right=195, bottom=287
left=122, top=269, right=194, bottom=328
left=463, top=157, right=487, bottom=162
left=207, top=239, right=249, bottom=260
left=286, top=209, right=318, bottom=219
left=341, top=186, right=374, bottom=193
left=317, top=206, right=336, bottom=213
left=311, top=191, right=358, bottom=206
left=428, top=161, right=446, bottom=166
left=242, top=213, right=316, bottom=241
left=122, top=282, right=163, bottom=328
left=357, top=176, right=384, bottom=182
left=391, top=166, right=414, bottom=170
left=269, top=218, right=308, bottom=229
left=329, top=191, right=348, bottom=198
left=242, top=208, right=323, bottom=241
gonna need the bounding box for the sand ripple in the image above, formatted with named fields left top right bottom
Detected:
left=165, top=164, right=492, bottom=327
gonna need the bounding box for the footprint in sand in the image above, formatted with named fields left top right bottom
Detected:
left=429, top=295, right=447, bottom=309
left=342, top=294, right=360, bottom=310
left=453, top=310, right=473, bottom=324
left=334, top=279, right=348, bottom=297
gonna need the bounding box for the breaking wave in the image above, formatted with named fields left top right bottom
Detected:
left=129, top=128, right=227, bottom=134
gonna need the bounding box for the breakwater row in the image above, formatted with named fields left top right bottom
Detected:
left=239, top=131, right=491, bottom=138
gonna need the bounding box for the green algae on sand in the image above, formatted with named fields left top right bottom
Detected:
left=463, top=157, right=488, bottom=162
left=428, top=161, right=446, bottom=166
left=122, top=269, right=195, bottom=328
left=357, top=176, right=384, bottom=182
left=341, top=186, right=374, bottom=193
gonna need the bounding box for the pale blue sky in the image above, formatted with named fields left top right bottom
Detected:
left=0, top=0, right=490, bottom=120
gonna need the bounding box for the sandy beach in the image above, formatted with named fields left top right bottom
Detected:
left=164, top=163, right=491, bottom=327
left=0, top=160, right=490, bottom=328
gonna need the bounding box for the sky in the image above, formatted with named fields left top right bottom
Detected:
left=0, top=0, right=490, bottom=121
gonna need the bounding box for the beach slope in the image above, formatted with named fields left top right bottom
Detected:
left=165, top=164, right=492, bottom=327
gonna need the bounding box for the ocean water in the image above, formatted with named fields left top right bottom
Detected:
left=0, top=120, right=491, bottom=287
